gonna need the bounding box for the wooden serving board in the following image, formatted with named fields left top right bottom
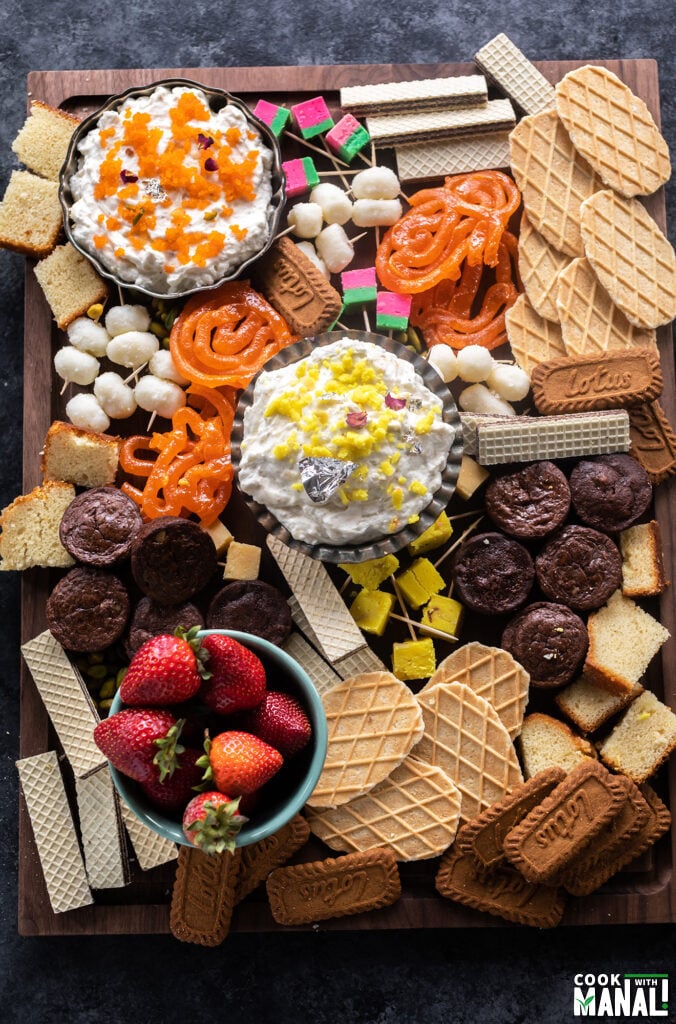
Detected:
left=18, top=59, right=676, bottom=935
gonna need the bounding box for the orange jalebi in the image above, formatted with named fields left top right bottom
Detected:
left=376, top=171, right=521, bottom=294
left=169, top=278, right=295, bottom=389
left=411, top=231, right=521, bottom=350
left=119, top=385, right=236, bottom=526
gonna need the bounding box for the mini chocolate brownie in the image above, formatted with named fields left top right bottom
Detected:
left=485, top=461, right=571, bottom=538
left=535, top=525, right=622, bottom=611
left=59, top=486, right=142, bottom=566
left=501, top=602, right=588, bottom=689
left=451, top=532, right=535, bottom=615
left=569, top=453, right=652, bottom=532
left=125, top=597, right=205, bottom=658
left=131, top=517, right=217, bottom=604
left=207, top=580, right=293, bottom=646
left=46, top=567, right=130, bottom=652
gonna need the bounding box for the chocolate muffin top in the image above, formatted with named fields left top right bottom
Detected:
left=535, top=525, right=622, bottom=611
left=206, top=580, right=293, bottom=646
left=131, top=516, right=217, bottom=604
left=46, top=567, right=130, bottom=652
left=485, top=461, right=571, bottom=538
left=501, top=601, right=588, bottom=689
left=59, top=486, right=142, bottom=567
left=125, top=597, right=205, bottom=658
left=569, top=453, right=652, bottom=532
left=451, top=531, right=535, bottom=616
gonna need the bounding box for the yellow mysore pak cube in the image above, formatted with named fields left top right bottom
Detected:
left=349, top=589, right=395, bottom=636
left=392, top=638, right=436, bottom=681
left=396, top=558, right=445, bottom=609
left=407, top=511, right=453, bottom=556
left=339, top=553, right=399, bottom=590
left=223, top=541, right=261, bottom=581
left=421, top=594, right=464, bottom=638
left=202, top=518, right=233, bottom=557
left=456, top=456, right=489, bottom=501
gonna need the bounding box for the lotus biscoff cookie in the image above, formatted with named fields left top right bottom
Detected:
left=530, top=348, right=663, bottom=415
left=253, top=236, right=342, bottom=336
left=170, top=846, right=241, bottom=946
left=235, top=814, right=311, bottom=904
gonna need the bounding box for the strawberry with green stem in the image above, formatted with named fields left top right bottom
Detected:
left=199, top=634, right=267, bottom=715
left=199, top=730, right=283, bottom=796
left=182, top=792, right=247, bottom=854
left=94, top=708, right=185, bottom=783
left=120, top=626, right=209, bottom=706
left=238, top=691, right=312, bottom=759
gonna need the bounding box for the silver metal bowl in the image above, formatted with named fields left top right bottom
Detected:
left=231, top=329, right=464, bottom=563
left=58, top=78, right=285, bottom=301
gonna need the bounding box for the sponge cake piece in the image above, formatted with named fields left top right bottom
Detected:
left=12, top=100, right=80, bottom=181
left=33, top=243, right=108, bottom=330
left=0, top=170, right=62, bottom=257
left=599, top=690, right=676, bottom=782
left=0, top=481, right=75, bottom=570
left=41, top=421, right=120, bottom=488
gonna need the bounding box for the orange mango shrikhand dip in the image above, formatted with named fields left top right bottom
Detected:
left=68, top=85, right=274, bottom=293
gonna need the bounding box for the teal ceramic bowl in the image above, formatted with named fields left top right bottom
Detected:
left=108, top=629, right=328, bottom=848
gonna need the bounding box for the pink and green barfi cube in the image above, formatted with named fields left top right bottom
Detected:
left=252, top=99, right=291, bottom=137
left=326, top=114, right=371, bottom=163
left=341, top=267, right=377, bottom=309
left=282, top=157, right=320, bottom=197
left=376, top=291, right=412, bottom=331
left=291, top=96, right=335, bottom=139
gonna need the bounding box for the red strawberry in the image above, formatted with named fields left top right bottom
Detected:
left=239, top=691, right=311, bottom=759
left=120, top=627, right=207, bottom=706
left=182, top=791, right=246, bottom=854
left=200, top=635, right=266, bottom=715
left=139, top=748, right=204, bottom=812
left=199, top=730, right=283, bottom=796
left=94, top=708, right=184, bottom=783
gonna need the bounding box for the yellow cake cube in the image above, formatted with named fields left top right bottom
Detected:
left=407, top=511, right=453, bottom=556
left=223, top=541, right=261, bottom=581
left=392, top=638, right=436, bottom=681
left=396, top=558, right=445, bottom=609
left=456, top=456, right=489, bottom=501
left=420, top=595, right=464, bottom=638
left=349, top=588, right=395, bottom=636
left=202, top=518, right=234, bottom=557
left=339, top=553, right=400, bottom=590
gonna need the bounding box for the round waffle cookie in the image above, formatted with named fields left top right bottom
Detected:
left=556, top=256, right=657, bottom=358
left=509, top=108, right=604, bottom=257
left=518, top=214, right=571, bottom=323
left=580, top=190, right=676, bottom=331
left=505, top=292, right=567, bottom=374
left=306, top=754, right=462, bottom=862
left=420, top=641, right=529, bottom=741
left=415, top=681, right=523, bottom=824
left=555, top=65, right=671, bottom=198
left=306, top=671, right=424, bottom=810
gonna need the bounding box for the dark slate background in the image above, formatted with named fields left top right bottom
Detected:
left=0, top=3, right=674, bottom=1022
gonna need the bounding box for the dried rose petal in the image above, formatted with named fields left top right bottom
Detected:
left=197, top=133, right=214, bottom=149
left=204, top=157, right=218, bottom=172
left=385, top=392, right=407, bottom=410
left=346, top=411, right=368, bottom=427
left=120, top=169, right=139, bottom=184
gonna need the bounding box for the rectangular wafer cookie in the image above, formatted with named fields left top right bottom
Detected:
left=75, top=764, right=130, bottom=890
left=474, top=33, right=556, bottom=115
left=473, top=409, right=631, bottom=464
left=333, top=644, right=388, bottom=679
left=17, top=751, right=93, bottom=914
left=366, top=99, right=515, bottom=147
left=340, top=75, right=487, bottom=116
left=266, top=848, right=401, bottom=925
left=235, top=814, right=311, bottom=904
left=170, top=846, right=241, bottom=945
left=119, top=801, right=177, bottom=871
left=395, top=132, right=510, bottom=182
left=267, top=536, right=366, bottom=662
left=21, top=630, right=106, bottom=778
left=282, top=631, right=342, bottom=696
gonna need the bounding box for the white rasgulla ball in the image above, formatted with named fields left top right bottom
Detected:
left=456, top=345, right=496, bottom=383
left=105, top=304, right=151, bottom=336
left=458, top=383, right=516, bottom=417
left=351, top=165, right=400, bottom=200
left=427, top=344, right=458, bottom=383
left=93, top=372, right=137, bottom=419
left=106, top=330, right=159, bottom=369
left=315, top=223, right=354, bottom=274
left=309, top=183, right=353, bottom=226
left=134, top=375, right=186, bottom=419
left=54, top=347, right=100, bottom=385
left=66, top=317, right=110, bottom=357
left=296, top=241, right=330, bottom=278
left=487, top=363, right=531, bottom=402
left=287, top=202, right=324, bottom=239
left=352, top=198, right=402, bottom=227
left=66, top=392, right=110, bottom=432
left=149, top=349, right=189, bottom=385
